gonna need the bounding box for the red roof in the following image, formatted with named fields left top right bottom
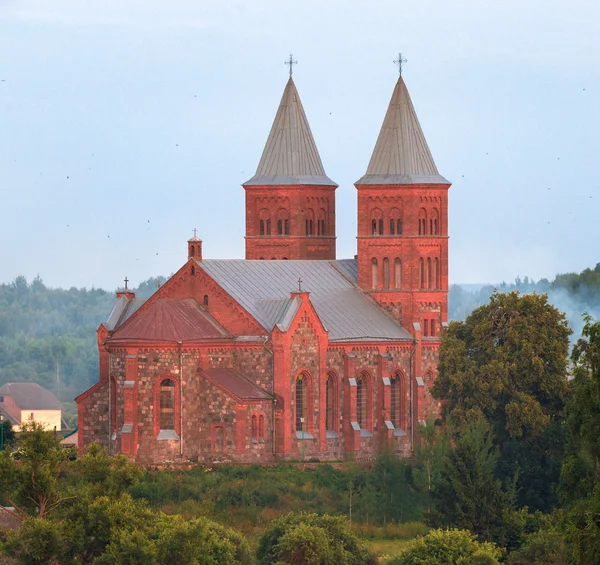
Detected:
left=108, top=299, right=231, bottom=343
left=201, top=368, right=272, bottom=401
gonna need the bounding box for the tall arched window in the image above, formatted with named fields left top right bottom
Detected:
left=418, top=209, right=427, bottom=235
left=277, top=209, right=290, bottom=236
left=277, top=219, right=283, bottom=235
left=434, top=258, right=440, bottom=289
left=427, top=258, right=432, bottom=289
left=305, top=209, right=315, bottom=236
left=325, top=373, right=335, bottom=432
left=357, top=373, right=367, bottom=429
left=203, top=294, right=209, bottom=306
left=372, top=219, right=377, bottom=235
left=419, top=258, right=424, bottom=289
left=394, top=258, right=402, bottom=290
left=214, top=425, right=224, bottom=452
left=378, top=219, right=384, bottom=235
left=190, top=245, right=195, bottom=257
left=251, top=415, right=258, bottom=440
left=389, top=207, right=403, bottom=237
left=285, top=219, right=290, bottom=235
left=259, top=209, right=270, bottom=236
left=397, top=220, right=403, bottom=235
left=383, top=257, right=390, bottom=289
left=296, top=374, right=307, bottom=432
left=431, top=208, right=440, bottom=235
left=318, top=209, right=326, bottom=236
left=260, top=220, right=265, bottom=236
left=390, top=372, right=401, bottom=428
left=258, top=414, right=265, bottom=440
left=371, top=208, right=383, bottom=236
left=159, top=379, right=175, bottom=430
left=266, top=219, right=271, bottom=235
left=371, top=258, right=378, bottom=289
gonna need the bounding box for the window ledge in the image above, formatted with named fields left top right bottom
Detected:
left=394, top=428, right=407, bottom=437
left=157, top=429, right=180, bottom=441
left=296, top=431, right=314, bottom=440
left=360, top=429, right=373, bottom=438
left=326, top=430, right=339, bottom=439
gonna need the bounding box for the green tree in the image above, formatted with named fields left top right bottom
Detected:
left=433, top=291, right=571, bottom=511
left=387, top=528, right=502, bottom=565
left=0, top=418, right=15, bottom=449
left=428, top=419, right=511, bottom=544
left=2, top=517, right=65, bottom=565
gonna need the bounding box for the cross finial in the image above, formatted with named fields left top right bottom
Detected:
left=193, top=228, right=197, bottom=237
left=124, top=277, right=129, bottom=290
left=285, top=54, right=297, bottom=78
left=393, top=52, right=408, bottom=75
left=297, top=277, right=302, bottom=292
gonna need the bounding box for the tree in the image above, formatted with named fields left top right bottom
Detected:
left=412, top=419, right=449, bottom=508
left=433, top=291, right=571, bottom=511
left=387, top=528, right=502, bottom=565
left=1, top=419, right=15, bottom=449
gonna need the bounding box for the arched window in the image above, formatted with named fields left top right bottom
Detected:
left=434, top=258, right=440, bottom=289
left=251, top=415, right=258, bottom=440
left=260, top=220, right=265, bottom=236
left=277, top=219, right=283, bottom=235
left=371, top=258, right=378, bottom=289
left=325, top=373, right=338, bottom=433
left=285, top=219, right=290, bottom=235
left=389, top=207, right=403, bottom=237
left=418, top=209, right=427, bottom=235
left=159, top=379, right=175, bottom=430
left=296, top=374, right=307, bottom=432
left=190, top=245, right=195, bottom=257
left=277, top=209, right=290, bottom=236
left=383, top=257, right=390, bottom=289
left=427, top=258, right=432, bottom=289
left=258, top=414, right=265, bottom=440
left=357, top=373, right=367, bottom=429
left=259, top=257, right=265, bottom=260
left=305, top=209, right=315, bottom=236
left=430, top=319, right=436, bottom=337
left=318, top=209, right=326, bottom=236
left=266, top=219, right=271, bottom=235
left=390, top=219, right=395, bottom=235
left=394, top=258, right=402, bottom=290
left=419, top=258, right=424, bottom=289
left=431, top=208, right=440, bottom=235
left=390, top=372, right=402, bottom=428
left=203, top=294, right=209, bottom=306
left=397, top=220, right=403, bottom=235
left=371, top=208, right=383, bottom=236
left=259, top=209, right=270, bottom=236
left=191, top=265, right=196, bottom=276
left=423, top=319, right=429, bottom=337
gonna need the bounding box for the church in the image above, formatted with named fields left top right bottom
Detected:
left=76, top=64, right=451, bottom=464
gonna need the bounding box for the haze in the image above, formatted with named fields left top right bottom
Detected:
left=1, top=0, right=598, bottom=290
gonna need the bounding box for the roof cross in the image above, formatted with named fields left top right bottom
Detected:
left=124, top=277, right=129, bottom=290
left=193, top=228, right=198, bottom=237
left=393, top=52, right=408, bottom=75
left=285, top=54, right=297, bottom=78
left=297, top=277, right=302, bottom=292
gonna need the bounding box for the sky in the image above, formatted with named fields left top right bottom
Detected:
left=0, top=0, right=598, bottom=290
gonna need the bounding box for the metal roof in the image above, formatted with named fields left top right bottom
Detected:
left=0, top=383, right=62, bottom=411
left=356, top=76, right=449, bottom=185
left=105, top=296, right=146, bottom=331
left=197, top=259, right=412, bottom=342
left=243, top=78, right=337, bottom=187
left=108, top=298, right=231, bottom=343
left=202, top=368, right=273, bottom=401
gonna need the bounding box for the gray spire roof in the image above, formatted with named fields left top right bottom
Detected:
left=356, top=76, right=449, bottom=185
left=243, top=78, right=336, bottom=187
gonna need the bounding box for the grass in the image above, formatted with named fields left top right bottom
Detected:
left=363, top=538, right=412, bottom=563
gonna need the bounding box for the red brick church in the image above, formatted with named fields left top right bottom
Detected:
left=76, top=67, right=450, bottom=464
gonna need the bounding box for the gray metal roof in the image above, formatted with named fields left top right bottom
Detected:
left=197, top=259, right=412, bottom=342
left=243, top=78, right=337, bottom=187
left=356, top=76, right=449, bottom=186
left=105, top=296, right=146, bottom=331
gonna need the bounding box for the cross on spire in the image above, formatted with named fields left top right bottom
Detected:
left=393, top=52, right=408, bottom=75
left=297, top=277, right=302, bottom=292
left=124, top=277, right=129, bottom=290
left=193, top=228, right=197, bottom=237
left=285, top=54, right=297, bottom=78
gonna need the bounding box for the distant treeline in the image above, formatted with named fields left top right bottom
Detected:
left=1, top=265, right=600, bottom=417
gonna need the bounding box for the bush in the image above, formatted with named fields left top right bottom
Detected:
left=387, top=528, right=503, bottom=565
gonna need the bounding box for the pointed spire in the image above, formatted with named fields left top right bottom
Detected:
left=244, top=78, right=336, bottom=187
left=356, top=76, right=448, bottom=185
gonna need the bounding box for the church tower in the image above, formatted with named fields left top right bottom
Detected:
left=355, top=69, right=450, bottom=336
left=243, top=72, right=337, bottom=260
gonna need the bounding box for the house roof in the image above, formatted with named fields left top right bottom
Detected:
left=108, top=298, right=231, bottom=343
left=0, top=405, right=18, bottom=425
left=0, top=383, right=62, bottom=411
left=197, top=259, right=413, bottom=342
left=356, top=76, right=449, bottom=185
left=104, top=296, right=147, bottom=331
left=201, top=368, right=273, bottom=401
left=243, top=78, right=337, bottom=187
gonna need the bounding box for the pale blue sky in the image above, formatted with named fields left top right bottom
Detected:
left=0, top=0, right=598, bottom=289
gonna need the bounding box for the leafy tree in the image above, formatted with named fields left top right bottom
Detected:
left=433, top=291, right=571, bottom=511
left=428, top=419, right=511, bottom=545
left=387, top=528, right=502, bottom=565
left=2, top=517, right=65, bottom=565
left=258, top=512, right=375, bottom=565
left=508, top=518, right=570, bottom=565
left=0, top=419, right=15, bottom=448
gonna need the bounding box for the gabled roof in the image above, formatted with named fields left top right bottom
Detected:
left=201, top=368, right=273, bottom=401
left=243, top=78, right=337, bottom=187
left=356, top=76, right=449, bottom=185
left=197, top=259, right=412, bottom=343
left=0, top=405, right=18, bottom=425
left=108, top=298, right=231, bottom=343
left=0, top=383, right=62, bottom=411
left=104, top=296, right=146, bottom=331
